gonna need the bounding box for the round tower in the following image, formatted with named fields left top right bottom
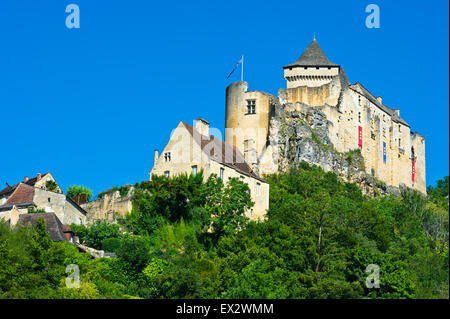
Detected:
left=225, top=81, right=271, bottom=167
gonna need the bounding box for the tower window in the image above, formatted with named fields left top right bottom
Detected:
left=399, top=138, right=401, bottom=148
left=246, top=100, right=256, bottom=114
left=219, top=168, right=224, bottom=180
left=164, top=152, right=171, bottom=162
left=191, top=165, right=198, bottom=176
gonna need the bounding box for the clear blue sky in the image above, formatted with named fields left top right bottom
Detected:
left=0, top=0, right=448, bottom=196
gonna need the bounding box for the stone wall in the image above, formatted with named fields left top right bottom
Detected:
left=225, top=68, right=426, bottom=194
left=81, top=189, right=133, bottom=223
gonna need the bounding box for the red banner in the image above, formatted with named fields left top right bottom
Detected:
left=358, top=126, right=363, bottom=148
left=412, top=161, right=415, bottom=182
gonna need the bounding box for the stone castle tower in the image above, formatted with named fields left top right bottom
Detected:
left=225, top=38, right=426, bottom=194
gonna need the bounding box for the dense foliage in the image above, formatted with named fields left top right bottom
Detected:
left=1, top=164, right=448, bottom=299
left=66, top=185, right=93, bottom=202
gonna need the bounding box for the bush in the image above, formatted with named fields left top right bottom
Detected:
left=102, top=237, right=122, bottom=253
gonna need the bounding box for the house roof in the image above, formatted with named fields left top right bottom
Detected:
left=18, top=213, right=67, bottom=241
left=180, top=121, right=265, bottom=182
left=0, top=173, right=49, bottom=197
left=2, top=183, right=35, bottom=206
left=350, top=82, right=410, bottom=127
left=62, top=225, right=74, bottom=234
left=284, top=39, right=339, bottom=68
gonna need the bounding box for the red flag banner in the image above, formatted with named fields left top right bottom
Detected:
left=358, top=126, right=363, bottom=148
left=412, top=161, right=415, bottom=182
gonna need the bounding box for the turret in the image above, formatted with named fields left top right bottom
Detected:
left=283, top=37, right=340, bottom=88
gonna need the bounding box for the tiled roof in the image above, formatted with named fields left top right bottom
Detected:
left=0, top=173, right=49, bottom=197
left=18, top=213, right=66, bottom=241
left=62, top=225, right=74, bottom=233
left=3, top=183, right=35, bottom=206
left=181, top=121, right=264, bottom=181
left=284, top=39, right=339, bottom=68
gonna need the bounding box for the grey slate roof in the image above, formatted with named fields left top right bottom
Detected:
left=350, top=82, right=409, bottom=127
left=180, top=121, right=266, bottom=182
left=18, top=213, right=67, bottom=241
left=284, top=39, right=339, bottom=68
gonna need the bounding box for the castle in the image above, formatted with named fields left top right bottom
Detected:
left=225, top=38, right=426, bottom=194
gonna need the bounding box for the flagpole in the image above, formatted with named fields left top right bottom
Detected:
left=241, top=55, right=244, bottom=82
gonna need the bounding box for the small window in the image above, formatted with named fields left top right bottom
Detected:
left=219, top=168, right=224, bottom=180
left=358, top=112, right=361, bottom=123
left=304, top=67, right=308, bottom=70
left=399, top=138, right=401, bottom=148
left=192, top=165, right=198, bottom=176
left=48, top=198, right=51, bottom=203
left=256, top=183, right=260, bottom=196
left=246, top=100, right=256, bottom=114
left=398, top=125, right=401, bottom=132
left=240, top=176, right=244, bottom=182
left=164, top=171, right=170, bottom=178
left=316, top=67, right=319, bottom=70
left=164, top=152, right=171, bottom=162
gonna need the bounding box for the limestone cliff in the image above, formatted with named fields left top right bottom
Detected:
left=263, top=101, right=402, bottom=197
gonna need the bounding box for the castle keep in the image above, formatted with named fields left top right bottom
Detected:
left=225, top=38, right=426, bottom=193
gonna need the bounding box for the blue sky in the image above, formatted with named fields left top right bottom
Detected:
left=0, top=0, right=448, bottom=196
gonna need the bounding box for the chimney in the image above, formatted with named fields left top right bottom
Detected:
left=36, top=173, right=42, bottom=181
left=376, top=96, right=382, bottom=104
left=24, top=176, right=29, bottom=182
left=154, top=149, right=159, bottom=166
left=195, top=117, right=210, bottom=136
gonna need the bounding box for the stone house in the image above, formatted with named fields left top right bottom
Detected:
left=0, top=173, right=87, bottom=226
left=150, top=118, right=270, bottom=221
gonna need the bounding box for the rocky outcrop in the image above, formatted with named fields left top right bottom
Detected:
left=81, top=187, right=134, bottom=223
left=266, top=102, right=402, bottom=197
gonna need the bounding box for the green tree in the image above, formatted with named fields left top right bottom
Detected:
left=66, top=185, right=93, bottom=202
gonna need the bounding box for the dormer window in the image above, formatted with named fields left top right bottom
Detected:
left=246, top=100, right=256, bottom=114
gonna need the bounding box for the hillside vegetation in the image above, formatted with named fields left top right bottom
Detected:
left=0, top=163, right=448, bottom=299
